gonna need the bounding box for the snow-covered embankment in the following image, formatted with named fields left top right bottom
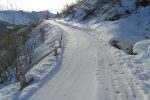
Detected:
left=0, top=20, right=65, bottom=100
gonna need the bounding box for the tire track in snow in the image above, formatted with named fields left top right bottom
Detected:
left=96, top=38, right=148, bottom=100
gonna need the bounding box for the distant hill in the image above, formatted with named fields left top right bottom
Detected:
left=0, top=10, right=54, bottom=25
left=0, top=20, right=22, bottom=32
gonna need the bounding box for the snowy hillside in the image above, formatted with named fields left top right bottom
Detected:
left=0, top=10, right=54, bottom=25
left=57, top=0, right=150, bottom=55
left=58, top=0, right=149, bottom=22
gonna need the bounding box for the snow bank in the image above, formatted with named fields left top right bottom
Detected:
left=133, top=39, right=150, bottom=54
left=131, top=40, right=150, bottom=99
left=133, top=39, right=150, bottom=65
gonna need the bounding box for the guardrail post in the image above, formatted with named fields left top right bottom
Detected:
left=59, top=36, right=62, bottom=48
left=55, top=47, right=58, bottom=56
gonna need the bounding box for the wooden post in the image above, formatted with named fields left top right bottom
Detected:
left=55, top=47, right=58, bottom=56
left=59, top=36, right=62, bottom=48
left=16, top=66, right=27, bottom=90
left=19, top=71, right=27, bottom=90
left=61, top=35, right=62, bottom=41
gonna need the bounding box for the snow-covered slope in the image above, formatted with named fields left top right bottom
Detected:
left=0, top=20, right=64, bottom=100
left=59, top=0, right=140, bottom=22
left=93, top=6, right=150, bottom=51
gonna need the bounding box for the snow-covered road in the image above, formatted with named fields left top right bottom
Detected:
left=30, top=21, right=98, bottom=100
left=30, top=21, right=148, bottom=100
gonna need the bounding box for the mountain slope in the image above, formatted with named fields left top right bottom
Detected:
left=0, top=10, right=54, bottom=25
left=59, top=0, right=121, bottom=20
left=58, top=0, right=150, bottom=22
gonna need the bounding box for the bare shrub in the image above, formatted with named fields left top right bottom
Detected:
left=136, top=0, right=150, bottom=7
left=0, top=30, right=24, bottom=84
left=0, top=27, right=34, bottom=89
left=58, top=2, right=76, bottom=17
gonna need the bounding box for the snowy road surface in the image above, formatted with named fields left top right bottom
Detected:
left=30, top=21, right=148, bottom=100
